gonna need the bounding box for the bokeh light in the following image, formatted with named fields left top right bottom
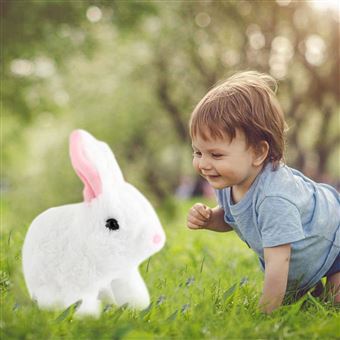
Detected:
left=305, top=34, right=326, bottom=66
left=86, top=6, right=102, bottom=23
left=10, top=59, right=34, bottom=77
left=195, top=12, right=211, bottom=28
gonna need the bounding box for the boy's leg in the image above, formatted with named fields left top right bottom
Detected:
left=326, top=272, right=340, bottom=303
left=311, top=280, right=324, bottom=297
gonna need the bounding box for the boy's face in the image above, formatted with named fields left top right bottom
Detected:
left=192, top=128, right=259, bottom=193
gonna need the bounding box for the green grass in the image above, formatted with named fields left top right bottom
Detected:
left=1, top=198, right=339, bottom=339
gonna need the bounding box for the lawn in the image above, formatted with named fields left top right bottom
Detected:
left=1, top=198, right=339, bottom=339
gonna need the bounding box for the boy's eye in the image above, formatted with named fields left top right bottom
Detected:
left=212, top=153, right=223, bottom=158
left=193, top=151, right=202, bottom=157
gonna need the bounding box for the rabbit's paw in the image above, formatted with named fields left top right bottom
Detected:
left=110, top=270, right=150, bottom=310
left=75, top=296, right=101, bottom=318
left=97, top=285, right=116, bottom=304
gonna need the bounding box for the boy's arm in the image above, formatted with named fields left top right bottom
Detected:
left=206, top=206, right=233, bottom=232
left=259, top=243, right=291, bottom=313
left=187, top=204, right=233, bottom=232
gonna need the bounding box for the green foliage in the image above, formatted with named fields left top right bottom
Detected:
left=1, top=199, right=339, bottom=339
left=3, top=1, right=339, bottom=214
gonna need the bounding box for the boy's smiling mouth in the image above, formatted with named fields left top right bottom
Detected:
left=202, top=173, right=221, bottom=179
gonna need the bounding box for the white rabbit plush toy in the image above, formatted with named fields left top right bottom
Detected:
left=22, top=129, right=166, bottom=317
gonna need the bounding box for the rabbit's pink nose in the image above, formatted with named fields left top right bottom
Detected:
left=153, top=234, right=162, bottom=245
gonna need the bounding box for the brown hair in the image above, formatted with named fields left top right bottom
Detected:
left=189, top=71, right=287, bottom=170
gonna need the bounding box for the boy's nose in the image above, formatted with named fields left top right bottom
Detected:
left=198, top=157, right=212, bottom=171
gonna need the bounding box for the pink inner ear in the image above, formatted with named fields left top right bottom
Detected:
left=69, top=130, right=102, bottom=202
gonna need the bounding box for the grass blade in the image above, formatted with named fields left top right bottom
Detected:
left=55, top=299, right=82, bottom=323
left=181, top=303, right=190, bottom=314
left=145, top=258, right=151, bottom=273
left=139, top=302, right=153, bottom=318
left=240, top=277, right=248, bottom=287
left=112, top=324, right=134, bottom=340
left=307, top=293, right=328, bottom=316
left=223, top=283, right=237, bottom=301
left=112, top=303, right=128, bottom=322
left=166, top=309, right=178, bottom=321
left=185, top=276, right=195, bottom=287
left=156, top=295, right=166, bottom=306
left=200, top=256, right=205, bottom=274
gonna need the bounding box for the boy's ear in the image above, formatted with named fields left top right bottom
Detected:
left=252, top=141, right=269, bottom=167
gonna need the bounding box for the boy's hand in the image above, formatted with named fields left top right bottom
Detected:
left=187, top=203, right=212, bottom=230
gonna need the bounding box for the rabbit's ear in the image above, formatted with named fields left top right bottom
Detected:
left=69, top=129, right=125, bottom=202
left=69, top=130, right=102, bottom=202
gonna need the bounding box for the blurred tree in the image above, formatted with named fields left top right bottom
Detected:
left=1, top=0, right=156, bottom=121
left=2, top=0, right=339, bottom=220
left=146, top=1, right=339, bottom=186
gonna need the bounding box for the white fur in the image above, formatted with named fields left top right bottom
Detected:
left=22, top=129, right=166, bottom=317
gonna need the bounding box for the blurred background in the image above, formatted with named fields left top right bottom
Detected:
left=2, top=0, right=340, bottom=230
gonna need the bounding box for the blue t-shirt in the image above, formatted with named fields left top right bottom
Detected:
left=215, top=163, right=340, bottom=292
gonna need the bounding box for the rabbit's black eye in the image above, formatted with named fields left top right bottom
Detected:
left=105, top=218, right=119, bottom=231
